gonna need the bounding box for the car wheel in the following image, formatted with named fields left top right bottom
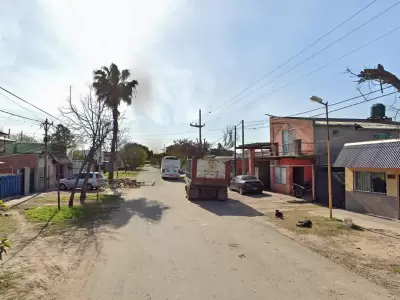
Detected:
left=228, top=185, right=233, bottom=191
left=59, top=183, right=67, bottom=190
left=87, top=183, right=94, bottom=190
left=239, top=187, right=245, bottom=195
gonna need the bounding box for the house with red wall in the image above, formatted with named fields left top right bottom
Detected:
left=269, top=117, right=315, bottom=197
left=266, top=104, right=400, bottom=206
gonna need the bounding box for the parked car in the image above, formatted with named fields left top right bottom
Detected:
left=59, top=172, right=106, bottom=190
left=229, top=175, right=264, bottom=195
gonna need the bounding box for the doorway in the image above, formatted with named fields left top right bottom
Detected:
left=292, top=167, right=304, bottom=185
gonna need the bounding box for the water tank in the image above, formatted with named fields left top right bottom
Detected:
left=370, top=103, right=386, bottom=119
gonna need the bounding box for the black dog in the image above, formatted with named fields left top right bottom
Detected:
left=275, top=210, right=284, bottom=219
left=296, top=220, right=313, bottom=228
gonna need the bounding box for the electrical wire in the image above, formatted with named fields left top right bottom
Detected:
left=243, top=26, right=400, bottom=108
left=0, top=91, right=40, bottom=117
left=208, top=0, right=378, bottom=115
left=0, top=86, right=58, bottom=121
left=206, top=3, right=400, bottom=122
left=0, top=108, right=42, bottom=123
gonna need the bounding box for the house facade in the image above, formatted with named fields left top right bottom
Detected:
left=267, top=104, right=400, bottom=205
left=334, top=139, right=400, bottom=220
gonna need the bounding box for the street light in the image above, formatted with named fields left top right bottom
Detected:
left=310, top=95, right=333, bottom=219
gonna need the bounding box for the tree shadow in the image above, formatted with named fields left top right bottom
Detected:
left=195, top=199, right=264, bottom=217
left=109, top=197, right=170, bottom=228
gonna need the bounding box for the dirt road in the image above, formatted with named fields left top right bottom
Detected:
left=57, top=166, right=395, bottom=300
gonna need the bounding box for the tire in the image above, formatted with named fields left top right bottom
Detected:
left=228, top=185, right=233, bottom=191
left=87, top=183, right=94, bottom=190
left=59, top=183, right=67, bottom=190
left=239, top=187, right=245, bottom=195
left=294, top=188, right=303, bottom=198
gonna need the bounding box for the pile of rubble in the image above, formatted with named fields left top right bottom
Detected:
left=112, top=178, right=142, bottom=188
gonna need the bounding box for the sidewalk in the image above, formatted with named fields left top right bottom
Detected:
left=310, top=207, right=400, bottom=235
left=5, top=193, right=40, bottom=209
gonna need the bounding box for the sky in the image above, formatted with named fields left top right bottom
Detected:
left=0, top=0, right=399, bottom=152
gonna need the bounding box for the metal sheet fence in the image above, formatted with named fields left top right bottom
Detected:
left=0, top=175, right=23, bottom=200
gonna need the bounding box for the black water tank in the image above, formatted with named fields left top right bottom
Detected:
left=370, top=103, right=386, bottom=119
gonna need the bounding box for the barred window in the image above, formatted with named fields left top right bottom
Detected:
left=354, top=171, right=386, bottom=194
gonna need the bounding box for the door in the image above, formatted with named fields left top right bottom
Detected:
left=282, top=130, right=289, bottom=154
left=292, top=167, right=304, bottom=185
left=29, top=169, right=34, bottom=193
left=78, top=173, right=86, bottom=187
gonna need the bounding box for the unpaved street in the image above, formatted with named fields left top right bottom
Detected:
left=57, top=166, right=395, bottom=300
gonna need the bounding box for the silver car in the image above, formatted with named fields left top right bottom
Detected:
left=59, top=172, right=106, bottom=190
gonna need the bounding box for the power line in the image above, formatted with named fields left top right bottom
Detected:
left=0, top=86, right=58, bottom=120
left=243, top=26, right=400, bottom=108
left=310, top=91, right=398, bottom=118
left=0, top=91, right=40, bottom=117
left=206, top=2, right=400, bottom=121
left=0, top=108, right=42, bottom=123
left=208, top=0, right=378, bottom=115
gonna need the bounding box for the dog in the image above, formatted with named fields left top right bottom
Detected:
left=275, top=210, right=284, bottom=219
left=296, top=220, right=312, bottom=228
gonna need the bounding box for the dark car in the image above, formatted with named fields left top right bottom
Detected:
left=229, top=175, right=264, bottom=195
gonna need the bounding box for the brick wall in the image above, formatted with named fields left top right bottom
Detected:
left=0, top=154, right=38, bottom=172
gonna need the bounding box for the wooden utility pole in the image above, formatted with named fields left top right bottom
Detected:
left=234, top=126, right=237, bottom=176
left=43, top=118, right=52, bottom=189
left=190, top=109, right=205, bottom=155
left=241, top=120, right=245, bottom=175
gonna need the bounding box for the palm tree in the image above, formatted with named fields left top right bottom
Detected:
left=93, top=63, right=138, bottom=180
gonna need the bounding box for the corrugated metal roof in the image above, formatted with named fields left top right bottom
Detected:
left=333, top=139, right=400, bottom=168
left=314, top=120, right=399, bottom=130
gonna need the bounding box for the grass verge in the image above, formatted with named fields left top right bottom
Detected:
left=24, top=204, right=114, bottom=225
left=104, top=170, right=139, bottom=179
left=267, top=209, right=362, bottom=237
left=35, top=193, right=121, bottom=204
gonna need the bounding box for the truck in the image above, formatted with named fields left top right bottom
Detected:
left=184, top=156, right=231, bottom=201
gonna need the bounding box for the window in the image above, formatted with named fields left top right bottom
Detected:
left=274, top=167, right=286, bottom=184
left=354, top=171, right=386, bottom=194
left=374, top=133, right=391, bottom=140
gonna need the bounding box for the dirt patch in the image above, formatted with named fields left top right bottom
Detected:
left=266, top=209, right=400, bottom=295
left=0, top=192, right=123, bottom=300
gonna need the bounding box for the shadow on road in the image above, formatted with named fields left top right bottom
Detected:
left=162, top=177, right=185, bottom=183
left=245, top=193, right=272, bottom=199
left=195, top=199, right=264, bottom=217
left=111, top=197, right=170, bottom=227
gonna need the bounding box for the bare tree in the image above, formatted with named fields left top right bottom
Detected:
left=346, top=64, right=400, bottom=92
left=60, top=86, right=112, bottom=207
left=222, top=125, right=238, bottom=149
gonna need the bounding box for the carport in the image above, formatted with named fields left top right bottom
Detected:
left=235, top=142, right=271, bottom=190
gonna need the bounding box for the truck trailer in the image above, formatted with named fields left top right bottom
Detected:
left=184, top=156, right=230, bottom=201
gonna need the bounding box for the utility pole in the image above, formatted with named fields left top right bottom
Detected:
left=241, top=120, right=245, bottom=175
left=43, top=118, right=52, bottom=190
left=190, top=109, right=205, bottom=156
left=234, top=126, right=237, bottom=176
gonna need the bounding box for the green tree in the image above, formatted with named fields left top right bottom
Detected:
left=209, top=143, right=233, bottom=156
left=92, top=63, right=138, bottom=180
left=119, top=143, right=147, bottom=170
left=50, top=124, right=76, bottom=153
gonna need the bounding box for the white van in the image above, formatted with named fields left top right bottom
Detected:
left=161, top=156, right=181, bottom=179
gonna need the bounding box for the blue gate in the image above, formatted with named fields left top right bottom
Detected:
left=0, top=175, right=23, bottom=200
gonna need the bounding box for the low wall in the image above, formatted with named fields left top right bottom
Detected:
left=345, top=191, right=399, bottom=220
